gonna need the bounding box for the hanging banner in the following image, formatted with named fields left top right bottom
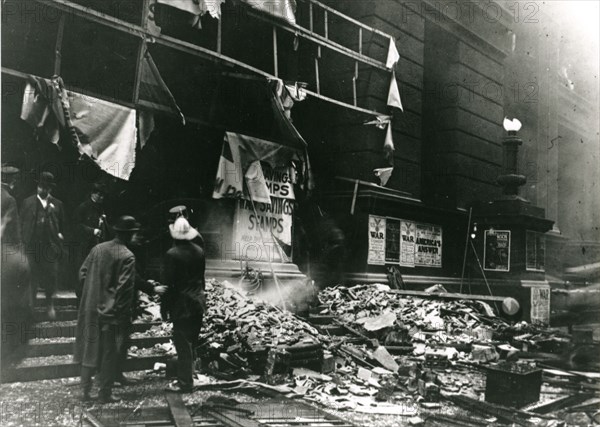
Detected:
left=484, top=230, right=511, bottom=272
left=400, top=220, right=416, bottom=267
left=233, top=198, right=293, bottom=263
left=530, top=286, right=551, bottom=326
left=385, top=218, right=400, bottom=264
left=414, top=223, right=442, bottom=267
left=262, top=163, right=295, bottom=200
left=213, top=132, right=299, bottom=205
left=368, top=215, right=386, bottom=265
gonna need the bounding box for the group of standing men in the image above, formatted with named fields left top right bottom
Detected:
left=1, top=166, right=207, bottom=403
left=74, top=210, right=207, bottom=402
left=1, top=167, right=108, bottom=320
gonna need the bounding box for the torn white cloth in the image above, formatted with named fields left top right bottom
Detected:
left=68, top=92, right=137, bottom=181
left=386, top=37, right=400, bottom=69
left=387, top=71, right=403, bottom=111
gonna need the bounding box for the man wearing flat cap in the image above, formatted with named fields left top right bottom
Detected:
left=20, top=171, right=65, bottom=319
left=74, top=215, right=141, bottom=403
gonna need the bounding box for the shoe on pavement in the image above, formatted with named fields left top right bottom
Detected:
left=115, top=376, right=139, bottom=386
left=165, top=381, right=193, bottom=393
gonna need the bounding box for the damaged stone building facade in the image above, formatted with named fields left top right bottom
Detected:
left=2, top=0, right=599, bottom=326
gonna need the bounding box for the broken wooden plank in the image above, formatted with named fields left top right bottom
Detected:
left=333, top=319, right=379, bottom=347
left=426, top=413, right=487, bottom=427
left=566, top=398, right=600, bottom=413
left=166, top=392, right=194, bottom=427
left=205, top=408, right=262, bottom=427
left=444, top=394, right=556, bottom=426
left=522, top=393, right=593, bottom=414
left=372, top=346, right=399, bottom=372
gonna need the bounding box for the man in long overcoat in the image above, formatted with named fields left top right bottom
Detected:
left=20, top=171, right=65, bottom=319
left=74, top=216, right=139, bottom=403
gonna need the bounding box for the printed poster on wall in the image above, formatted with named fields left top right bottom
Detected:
left=484, top=230, right=511, bottom=272
left=385, top=218, right=401, bottom=264
left=414, top=223, right=442, bottom=267
left=233, top=197, right=294, bottom=263
left=400, top=220, right=416, bottom=267
left=368, top=215, right=386, bottom=265
left=530, top=286, right=551, bottom=326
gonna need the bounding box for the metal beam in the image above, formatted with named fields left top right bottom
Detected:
left=245, top=9, right=388, bottom=71
left=306, top=0, right=393, bottom=39
left=53, top=14, right=66, bottom=75
left=33, top=0, right=386, bottom=117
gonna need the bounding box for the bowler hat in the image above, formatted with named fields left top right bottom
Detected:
left=37, top=171, right=56, bottom=187
left=113, top=215, right=141, bottom=232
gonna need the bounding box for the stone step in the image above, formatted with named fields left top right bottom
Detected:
left=30, top=321, right=163, bottom=339
left=34, top=291, right=78, bottom=307
left=33, top=306, right=78, bottom=322
left=25, top=335, right=172, bottom=358
left=0, top=354, right=169, bottom=383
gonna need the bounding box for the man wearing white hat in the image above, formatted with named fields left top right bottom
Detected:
left=161, top=217, right=205, bottom=393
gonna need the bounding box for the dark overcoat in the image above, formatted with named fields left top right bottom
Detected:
left=1, top=184, right=22, bottom=245
left=20, top=194, right=65, bottom=247
left=161, top=240, right=206, bottom=321
left=73, top=239, right=136, bottom=368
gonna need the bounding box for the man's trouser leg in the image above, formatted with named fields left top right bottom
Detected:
left=81, top=366, right=95, bottom=396
left=172, top=317, right=202, bottom=390
left=42, top=243, right=59, bottom=300
left=26, top=249, right=40, bottom=303
left=116, top=323, right=132, bottom=380
left=97, top=323, right=126, bottom=398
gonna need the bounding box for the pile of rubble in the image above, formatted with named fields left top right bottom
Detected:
left=130, top=280, right=599, bottom=424
left=202, top=279, right=323, bottom=349
left=317, top=284, right=569, bottom=363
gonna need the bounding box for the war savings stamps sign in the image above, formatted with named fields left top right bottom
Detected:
left=234, top=165, right=295, bottom=263
left=368, top=215, right=442, bottom=268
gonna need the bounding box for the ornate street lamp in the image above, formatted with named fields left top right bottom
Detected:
left=498, top=118, right=527, bottom=198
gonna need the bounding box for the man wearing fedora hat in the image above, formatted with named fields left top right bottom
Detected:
left=161, top=217, right=206, bottom=393
left=73, top=181, right=111, bottom=299
left=74, top=215, right=141, bottom=403
left=20, top=171, right=65, bottom=319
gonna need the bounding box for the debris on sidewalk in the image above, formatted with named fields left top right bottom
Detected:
left=120, top=279, right=599, bottom=426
